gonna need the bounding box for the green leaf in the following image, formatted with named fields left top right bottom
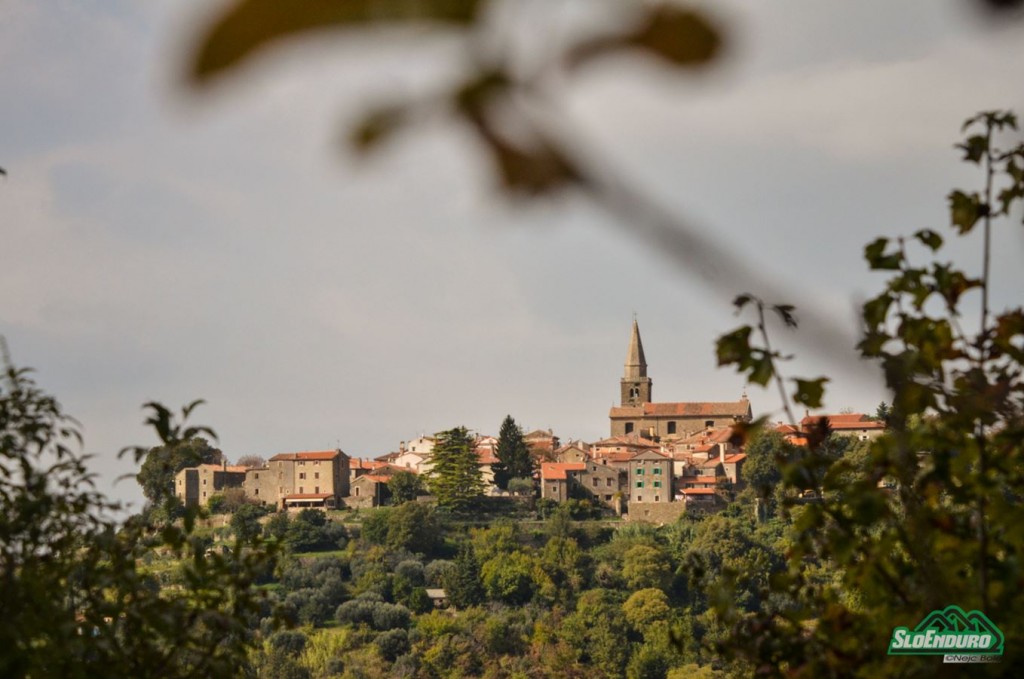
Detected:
left=792, top=378, right=828, bottom=408
left=864, top=237, right=901, bottom=270
left=948, top=190, right=985, bottom=234
left=715, top=326, right=752, bottom=367
left=913, top=229, right=943, bottom=251
left=189, top=0, right=482, bottom=84
left=733, top=293, right=754, bottom=311
left=956, top=134, right=988, bottom=164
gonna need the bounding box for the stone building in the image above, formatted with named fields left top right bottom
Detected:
left=609, top=320, right=752, bottom=439
left=540, top=462, right=585, bottom=503
left=244, top=449, right=350, bottom=510
left=628, top=450, right=672, bottom=504
left=174, top=463, right=246, bottom=508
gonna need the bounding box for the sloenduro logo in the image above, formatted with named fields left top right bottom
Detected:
left=888, top=605, right=1003, bottom=663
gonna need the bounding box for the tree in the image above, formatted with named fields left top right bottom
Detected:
left=0, top=356, right=275, bottom=677
left=388, top=470, right=424, bottom=505
left=711, top=113, right=1024, bottom=673
left=425, top=426, right=485, bottom=512
left=493, top=415, right=535, bottom=490
left=443, top=543, right=485, bottom=609
left=230, top=502, right=264, bottom=542
left=236, top=454, right=266, bottom=468
left=137, top=435, right=222, bottom=505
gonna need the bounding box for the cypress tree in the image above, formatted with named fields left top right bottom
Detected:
left=493, top=415, right=535, bottom=490
left=443, top=543, right=484, bottom=608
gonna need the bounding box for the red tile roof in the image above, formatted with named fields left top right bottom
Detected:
left=723, top=453, right=747, bottom=463
left=541, top=462, right=586, bottom=481
left=271, top=450, right=342, bottom=462
left=800, top=414, right=885, bottom=431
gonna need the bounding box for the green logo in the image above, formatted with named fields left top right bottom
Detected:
left=888, top=606, right=1003, bottom=660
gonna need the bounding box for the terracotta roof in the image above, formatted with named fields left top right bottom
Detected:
left=801, top=414, right=885, bottom=431
left=541, top=462, right=586, bottom=481
left=683, top=488, right=718, bottom=495
left=689, top=476, right=719, bottom=483
left=270, top=450, right=342, bottom=462
left=723, top=453, right=747, bottom=463
left=592, top=434, right=660, bottom=449
left=611, top=400, right=751, bottom=418
left=594, top=452, right=637, bottom=463
left=351, top=458, right=391, bottom=470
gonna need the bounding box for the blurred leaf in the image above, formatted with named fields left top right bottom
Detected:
left=189, top=0, right=482, bottom=84
left=864, top=237, right=901, bottom=270
left=948, top=190, right=986, bottom=234
left=568, top=6, right=722, bottom=70
left=773, top=304, right=798, bottom=329
left=733, top=293, right=753, bottom=311
left=716, top=326, right=753, bottom=367
left=957, top=134, right=988, bottom=164
left=350, top=103, right=410, bottom=155
left=453, top=71, right=579, bottom=195
left=913, top=229, right=943, bottom=251
left=792, top=377, right=829, bottom=409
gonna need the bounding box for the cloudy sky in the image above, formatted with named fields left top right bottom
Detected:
left=2, top=0, right=1022, bottom=509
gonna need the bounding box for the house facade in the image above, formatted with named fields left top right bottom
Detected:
left=244, top=449, right=350, bottom=509
left=174, top=463, right=246, bottom=508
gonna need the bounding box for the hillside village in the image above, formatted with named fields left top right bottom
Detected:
left=175, top=320, right=886, bottom=521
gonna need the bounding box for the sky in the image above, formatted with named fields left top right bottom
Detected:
left=2, top=0, right=1023, bottom=510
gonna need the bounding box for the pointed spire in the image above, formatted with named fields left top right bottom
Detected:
left=624, top=318, right=647, bottom=379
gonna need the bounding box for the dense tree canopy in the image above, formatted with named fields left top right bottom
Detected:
left=137, top=436, right=223, bottom=505
left=425, top=426, right=485, bottom=512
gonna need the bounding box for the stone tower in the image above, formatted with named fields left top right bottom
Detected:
left=621, top=319, right=652, bottom=406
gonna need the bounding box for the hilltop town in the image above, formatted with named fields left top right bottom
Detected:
left=174, top=320, right=886, bottom=521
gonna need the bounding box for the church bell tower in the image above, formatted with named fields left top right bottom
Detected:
left=621, top=319, right=652, bottom=406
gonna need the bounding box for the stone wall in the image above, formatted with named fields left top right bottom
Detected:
left=625, top=501, right=686, bottom=525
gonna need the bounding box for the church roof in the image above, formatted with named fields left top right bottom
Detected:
left=622, top=319, right=647, bottom=376
left=610, top=399, right=751, bottom=418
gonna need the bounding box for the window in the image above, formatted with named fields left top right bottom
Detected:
left=653, top=467, right=662, bottom=475
left=654, top=495, right=660, bottom=502
left=636, top=468, right=644, bottom=475
left=705, top=420, right=714, bottom=428
left=667, top=421, right=677, bottom=434
left=653, top=481, right=662, bottom=488
left=315, top=472, right=320, bottom=479
left=592, top=478, right=598, bottom=487
left=254, top=488, right=259, bottom=495
left=315, top=486, right=319, bottom=493
left=605, top=495, right=612, bottom=501
left=636, top=481, right=644, bottom=488
left=254, top=473, right=259, bottom=479
left=606, top=478, right=613, bottom=487
left=637, top=495, right=643, bottom=502
left=625, top=422, right=634, bottom=434
left=299, top=472, right=306, bottom=480
left=355, top=487, right=360, bottom=496
left=299, top=486, right=304, bottom=493
left=202, top=479, right=207, bottom=486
